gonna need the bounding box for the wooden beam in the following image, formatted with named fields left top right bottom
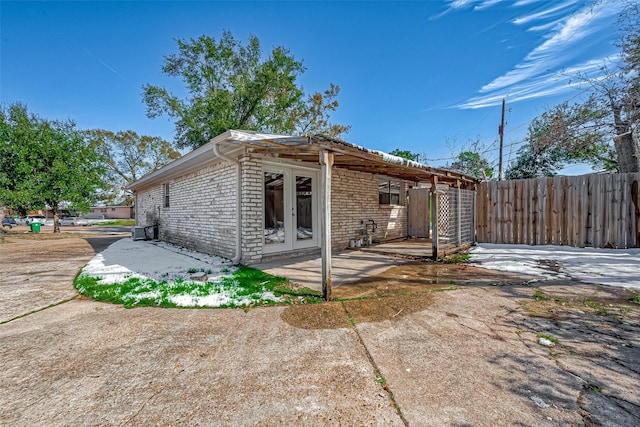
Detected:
left=320, top=149, right=334, bottom=301
left=248, top=136, right=478, bottom=185
left=258, top=138, right=291, bottom=147
left=431, top=176, right=439, bottom=260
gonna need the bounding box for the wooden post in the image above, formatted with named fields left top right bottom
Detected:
left=320, top=150, right=334, bottom=301
left=472, top=183, right=477, bottom=244
left=431, top=176, right=439, bottom=260
left=426, top=189, right=431, bottom=239
left=498, top=98, right=506, bottom=180
left=456, top=180, right=462, bottom=247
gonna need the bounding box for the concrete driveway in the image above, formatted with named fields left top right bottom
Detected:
left=1, top=234, right=638, bottom=426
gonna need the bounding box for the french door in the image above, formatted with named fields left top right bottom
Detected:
left=263, top=166, right=318, bottom=254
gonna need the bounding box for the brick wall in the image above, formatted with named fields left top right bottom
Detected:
left=135, top=160, right=238, bottom=259
left=239, top=153, right=264, bottom=264
left=331, top=168, right=409, bottom=250
left=134, top=157, right=412, bottom=262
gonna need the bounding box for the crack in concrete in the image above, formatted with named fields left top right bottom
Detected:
left=0, top=297, right=78, bottom=325
left=118, top=390, right=161, bottom=426
left=339, top=301, right=409, bottom=427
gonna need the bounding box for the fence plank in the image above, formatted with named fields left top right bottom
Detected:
left=476, top=172, right=640, bottom=248
left=525, top=179, right=532, bottom=245
left=580, top=175, right=589, bottom=247
left=594, top=177, right=603, bottom=248
left=560, top=176, right=569, bottom=245
left=514, top=180, right=521, bottom=244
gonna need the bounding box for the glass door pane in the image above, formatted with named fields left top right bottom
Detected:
left=264, top=172, right=285, bottom=245
left=295, top=175, right=313, bottom=241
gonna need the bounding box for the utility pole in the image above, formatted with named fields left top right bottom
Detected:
left=498, top=98, right=506, bottom=181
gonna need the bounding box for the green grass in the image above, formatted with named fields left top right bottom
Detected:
left=630, top=295, right=640, bottom=304
left=532, top=290, right=568, bottom=304
left=94, top=219, right=136, bottom=226
left=533, top=290, right=546, bottom=301
left=375, top=369, right=387, bottom=387
left=75, top=265, right=323, bottom=309
left=441, top=253, right=471, bottom=264
left=584, top=300, right=610, bottom=316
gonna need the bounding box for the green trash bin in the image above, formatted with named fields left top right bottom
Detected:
left=30, top=222, right=41, bottom=233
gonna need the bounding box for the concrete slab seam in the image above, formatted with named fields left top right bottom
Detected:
left=339, top=300, right=410, bottom=426
left=1, top=297, right=78, bottom=325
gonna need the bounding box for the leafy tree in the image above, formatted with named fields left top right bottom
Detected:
left=449, top=151, right=494, bottom=180
left=0, top=103, right=105, bottom=232
left=512, top=3, right=640, bottom=174
left=506, top=100, right=618, bottom=179
left=293, top=83, right=351, bottom=138
left=85, top=129, right=181, bottom=204
left=442, top=137, right=494, bottom=180
left=143, top=30, right=349, bottom=150
left=505, top=144, right=570, bottom=180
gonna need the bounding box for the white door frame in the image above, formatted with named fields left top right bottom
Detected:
left=262, top=163, right=319, bottom=254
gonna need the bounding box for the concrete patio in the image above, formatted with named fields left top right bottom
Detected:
left=252, top=239, right=461, bottom=292
left=3, top=234, right=638, bottom=426
left=252, top=249, right=409, bottom=292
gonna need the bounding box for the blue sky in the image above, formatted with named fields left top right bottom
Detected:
left=0, top=0, right=626, bottom=173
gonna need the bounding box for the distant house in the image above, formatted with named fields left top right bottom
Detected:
left=128, top=130, right=476, bottom=271
left=88, top=205, right=133, bottom=220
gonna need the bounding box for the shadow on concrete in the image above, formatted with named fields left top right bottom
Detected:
left=83, top=236, right=126, bottom=254
left=487, top=287, right=640, bottom=426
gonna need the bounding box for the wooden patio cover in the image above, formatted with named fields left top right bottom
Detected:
left=232, top=132, right=477, bottom=300
left=235, top=133, right=476, bottom=187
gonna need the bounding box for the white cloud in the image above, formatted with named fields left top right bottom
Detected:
left=513, top=0, right=542, bottom=5
left=528, top=18, right=565, bottom=32
left=457, top=0, right=622, bottom=109
left=474, top=0, right=507, bottom=10
left=456, top=54, right=618, bottom=109
left=449, top=0, right=479, bottom=9
left=512, top=1, right=576, bottom=25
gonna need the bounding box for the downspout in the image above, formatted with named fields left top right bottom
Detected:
left=212, top=141, right=242, bottom=264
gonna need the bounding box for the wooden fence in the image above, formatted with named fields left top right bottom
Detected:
left=476, top=173, right=640, bottom=249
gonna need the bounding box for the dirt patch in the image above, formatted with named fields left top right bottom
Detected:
left=280, top=302, right=351, bottom=329
left=0, top=233, right=125, bottom=323
left=344, top=293, right=434, bottom=323
left=332, top=261, right=535, bottom=299
left=1, top=225, right=100, bottom=240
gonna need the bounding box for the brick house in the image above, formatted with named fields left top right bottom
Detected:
left=128, top=130, right=475, bottom=291
left=88, top=205, right=133, bottom=219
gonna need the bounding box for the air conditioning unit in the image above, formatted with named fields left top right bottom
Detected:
left=131, top=226, right=146, bottom=241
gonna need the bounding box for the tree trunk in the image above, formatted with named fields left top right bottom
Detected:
left=53, top=211, right=60, bottom=233
left=614, top=128, right=640, bottom=173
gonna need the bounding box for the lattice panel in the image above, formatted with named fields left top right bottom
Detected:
left=438, top=192, right=450, bottom=238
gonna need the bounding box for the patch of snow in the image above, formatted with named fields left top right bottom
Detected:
left=169, top=289, right=281, bottom=308
left=80, top=238, right=236, bottom=285
left=530, top=396, right=550, bottom=408
left=261, top=290, right=282, bottom=302
left=538, top=338, right=554, bottom=347
left=170, top=293, right=241, bottom=308
left=470, top=244, right=640, bottom=289
left=132, top=291, right=162, bottom=304
left=78, top=238, right=285, bottom=308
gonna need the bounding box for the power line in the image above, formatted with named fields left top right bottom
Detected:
left=498, top=98, right=506, bottom=180
left=488, top=0, right=613, bottom=173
